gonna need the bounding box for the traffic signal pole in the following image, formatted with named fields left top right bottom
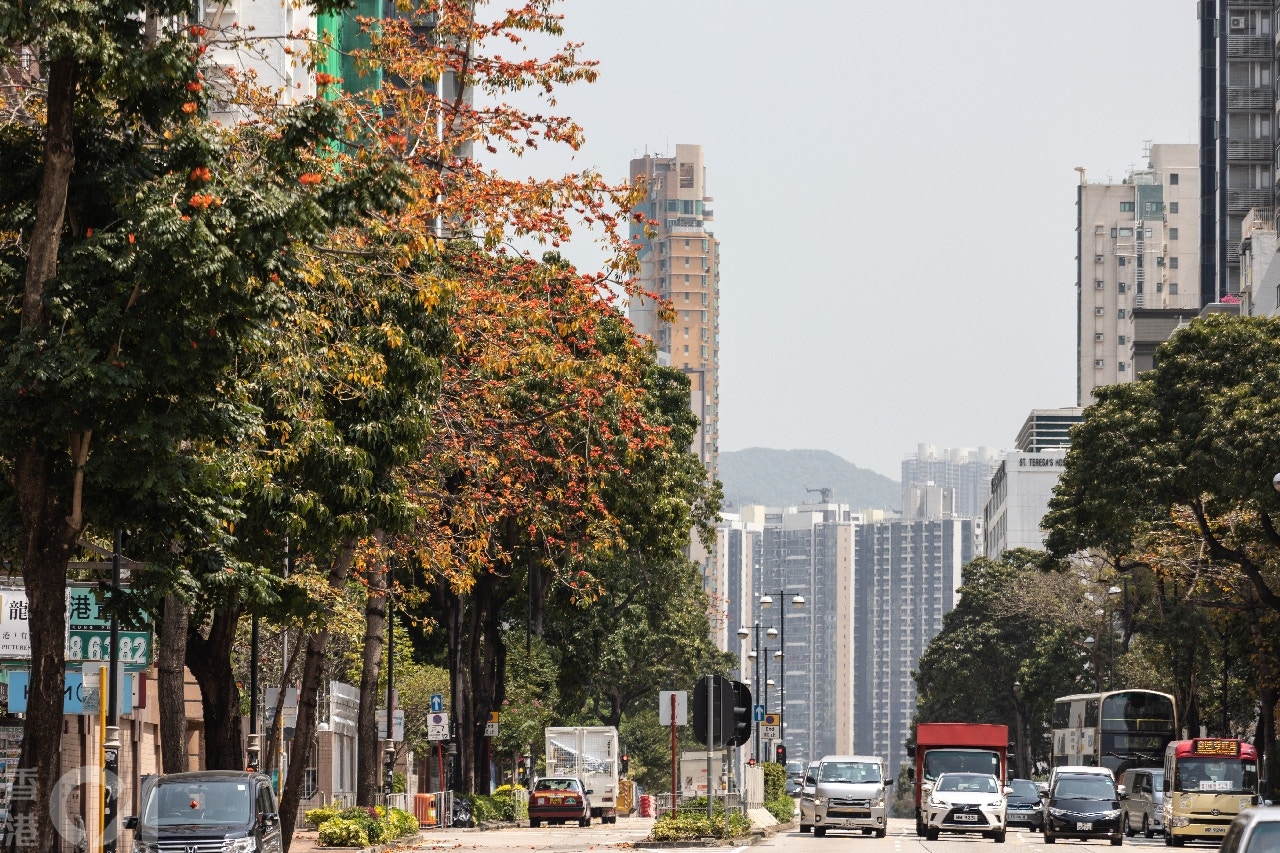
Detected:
left=670, top=692, right=678, bottom=810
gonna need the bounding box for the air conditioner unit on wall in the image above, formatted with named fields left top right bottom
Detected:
left=1229, top=16, right=1246, bottom=32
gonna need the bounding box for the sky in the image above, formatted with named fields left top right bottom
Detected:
left=495, top=1, right=1199, bottom=480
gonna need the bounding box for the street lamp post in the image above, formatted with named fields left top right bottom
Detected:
left=759, top=590, right=804, bottom=759
left=736, top=622, right=777, bottom=763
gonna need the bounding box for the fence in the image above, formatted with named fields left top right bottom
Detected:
left=650, top=791, right=746, bottom=820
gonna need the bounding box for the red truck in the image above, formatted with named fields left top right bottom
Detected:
left=907, top=723, right=1010, bottom=837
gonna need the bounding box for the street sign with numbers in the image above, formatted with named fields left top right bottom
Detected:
left=427, top=725, right=449, bottom=741
left=66, top=630, right=151, bottom=669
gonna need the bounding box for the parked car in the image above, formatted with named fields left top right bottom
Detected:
left=1119, top=767, right=1164, bottom=839
left=785, top=760, right=805, bottom=796
left=921, top=771, right=1009, bottom=843
left=1041, top=769, right=1123, bottom=846
left=1005, top=778, right=1044, bottom=831
left=1218, top=807, right=1280, bottom=853
left=528, top=777, right=592, bottom=828
left=798, top=760, right=821, bottom=833
left=125, top=770, right=282, bottom=853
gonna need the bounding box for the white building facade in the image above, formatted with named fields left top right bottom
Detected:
left=984, top=449, right=1068, bottom=559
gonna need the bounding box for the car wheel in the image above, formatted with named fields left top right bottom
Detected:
left=814, top=827, right=827, bottom=838
left=916, top=815, right=926, bottom=837
left=925, top=827, right=939, bottom=841
left=993, top=829, right=1006, bottom=843
left=529, top=819, right=540, bottom=828
left=1124, top=812, right=1135, bottom=837
left=1143, top=815, right=1153, bottom=839
left=800, top=824, right=811, bottom=834
left=876, top=827, right=887, bottom=839
left=1171, top=835, right=1185, bottom=848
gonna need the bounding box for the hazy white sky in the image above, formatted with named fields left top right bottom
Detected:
left=500, top=1, right=1198, bottom=479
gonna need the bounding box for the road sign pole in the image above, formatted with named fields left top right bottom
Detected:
left=670, top=692, right=677, bottom=811
left=706, top=676, right=714, bottom=820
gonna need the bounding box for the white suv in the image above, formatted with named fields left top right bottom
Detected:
left=922, top=771, right=1009, bottom=843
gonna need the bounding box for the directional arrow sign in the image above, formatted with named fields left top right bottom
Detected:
left=753, top=704, right=766, bottom=722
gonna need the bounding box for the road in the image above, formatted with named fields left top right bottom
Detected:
left=407, top=816, right=1184, bottom=853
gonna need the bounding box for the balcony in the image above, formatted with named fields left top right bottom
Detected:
left=1228, top=86, right=1272, bottom=111
left=1228, top=35, right=1272, bottom=59
left=1228, top=189, right=1273, bottom=215
left=1227, top=138, right=1272, bottom=160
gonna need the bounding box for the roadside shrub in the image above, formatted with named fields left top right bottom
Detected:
left=305, top=806, right=342, bottom=830
left=338, top=806, right=385, bottom=844
left=764, top=795, right=794, bottom=824
left=384, top=808, right=419, bottom=839
left=318, top=817, right=369, bottom=848
left=762, top=762, right=787, bottom=801
left=649, top=811, right=751, bottom=841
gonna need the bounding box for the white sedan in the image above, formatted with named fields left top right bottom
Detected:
left=923, top=771, right=1010, bottom=843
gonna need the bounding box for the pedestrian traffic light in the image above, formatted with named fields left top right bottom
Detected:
left=775, top=744, right=786, bottom=764
left=728, top=680, right=752, bottom=747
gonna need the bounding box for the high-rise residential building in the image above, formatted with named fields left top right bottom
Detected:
left=852, top=515, right=975, bottom=780
left=1075, top=144, right=1201, bottom=406
left=1200, top=2, right=1275, bottom=303
left=739, top=502, right=857, bottom=763
left=900, top=445, right=1001, bottom=519
left=627, top=145, right=721, bottom=480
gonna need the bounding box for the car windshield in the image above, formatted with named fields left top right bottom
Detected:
left=1010, top=780, right=1040, bottom=799
left=1174, top=758, right=1256, bottom=794
left=1054, top=777, right=1116, bottom=800
left=937, top=774, right=998, bottom=794
left=1244, top=821, right=1280, bottom=852
left=142, top=780, right=252, bottom=827
left=819, top=761, right=881, bottom=784
left=535, top=778, right=580, bottom=792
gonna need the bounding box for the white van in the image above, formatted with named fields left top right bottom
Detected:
left=1120, top=767, right=1165, bottom=839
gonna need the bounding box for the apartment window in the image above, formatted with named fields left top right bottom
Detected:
left=1118, top=282, right=1126, bottom=293
left=1145, top=228, right=1153, bottom=238
left=1111, top=227, right=1118, bottom=238
left=683, top=327, right=689, bottom=337
left=684, top=256, right=690, bottom=266
left=1096, top=255, right=1105, bottom=264
left=701, top=293, right=708, bottom=305
left=1170, top=227, right=1178, bottom=240
left=1170, top=283, right=1179, bottom=295
left=701, top=275, right=707, bottom=286
left=1170, top=202, right=1179, bottom=214
left=684, top=239, right=690, bottom=248
left=1118, top=257, right=1126, bottom=266
left=684, top=274, right=690, bottom=283
left=683, top=345, right=689, bottom=354
left=1095, top=280, right=1105, bottom=289
left=700, top=345, right=708, bottom=357
left=1118, top=228, right=1134, bottom=238
left=1118, top=308, right=1126, bottom=318
left=683, top=291, right=689, bottom=301
left=1094, top=333, right=1105, bottom=342
left=1169, top=173, right=1179, bottom=185
left=1095, top=225, right=1105, bottom=235
left=1094, top=359, right=1105, bottom=368
left=1170, top=257, right=1179, bottom=269
left=1118, top=361, right=1128, bottom=371
left=701, top=310, right=708, bottom=321
left=1156, top=282, right=1163, bottom=293
left=1118, top=335, right=1126, bottom=345
left=1120, top=201, right=1135, bottom=212
left=1095, top=307, right=1106, bottom=316
left=1157, top=257, right=1165, bottom=266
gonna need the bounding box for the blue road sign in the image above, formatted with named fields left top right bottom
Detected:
left=753, top=704, right=766, bottom=722
left=430, top=693, right=444, bottom=713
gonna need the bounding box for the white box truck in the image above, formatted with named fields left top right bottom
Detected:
left=544, top=726, right=619, bottom=823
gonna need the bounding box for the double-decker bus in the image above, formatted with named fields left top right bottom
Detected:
left=1051, top=689, right=1177, bottom=776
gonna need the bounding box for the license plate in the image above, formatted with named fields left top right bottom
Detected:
left=550, top=797, right=562, bottom=804
left=1206, top=828, right=1226, bottom=834
left=1076, top=822, right=1093, bottom=831
left=954, top=814, right=978, bottom=822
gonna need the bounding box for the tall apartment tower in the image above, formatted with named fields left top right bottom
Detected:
left=1076, top=144, right=1201, bottom=406
left=628, top=145, right=721, bottom=480
left=852, top=516, right=975, bottom=780
left=1200, top=2, right=1275, bottom=303
left=900, top=445, right=1001, bottom=519
left=742, top=502, right=857, bottom=763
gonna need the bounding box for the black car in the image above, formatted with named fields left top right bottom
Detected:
left=1041, top=771, right=1123, bottom=846
left=126, top=770, right=283, bottom=853
left=1005, top=778, right=1044, bottom=831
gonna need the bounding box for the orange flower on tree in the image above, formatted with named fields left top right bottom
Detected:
left=298, top=172, right=323, bottom=186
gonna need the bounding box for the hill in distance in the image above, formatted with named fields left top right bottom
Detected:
left=718, top=448, right=902, bottom=513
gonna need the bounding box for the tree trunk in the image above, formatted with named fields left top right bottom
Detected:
left=356, top=557, right=388, bottom=805
left=158, top=595, right=190, bottom=773
left=186, top=607, right=244, bottom=769
left=9, top=54, right=80, bottom=853
left=279, top=540, right=356, bottom=852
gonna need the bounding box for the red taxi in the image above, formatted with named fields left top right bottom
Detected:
left=528, top=777, right=592, bottom=828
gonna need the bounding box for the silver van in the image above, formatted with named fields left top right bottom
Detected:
left=807, top=754, right=891, bottom=838
left=1120, top=767, right=1165, bottom=839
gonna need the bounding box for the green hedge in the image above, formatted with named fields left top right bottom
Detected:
left=762, top=762, right=787, bottom=801
left=318, top=817, right=368, bottom=848
left=312, top=805, right=419, bottom=847
left=764, top=795, right=794, bottom=823
left=650, top=812, right=751, bottom=841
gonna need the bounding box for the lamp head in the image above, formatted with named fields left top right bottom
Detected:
left=736, top=627, right=750, bottom=640
left=1273, top=472, right=1280, bottom=493
left=766, top=627, right=778, bottom=639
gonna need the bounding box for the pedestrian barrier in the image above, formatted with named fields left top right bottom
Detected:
left=638, top=795, right=653, bottom=818
left=414, top=793, right=437, bottom=827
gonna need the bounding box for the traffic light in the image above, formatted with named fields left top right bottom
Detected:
left=517, top=755, right=527, bottom=783
left=692, top=674, right=734, bottom=746
left=775, top=743, right=787, bottom=764
left=747, top=758, right=757, bottom=767
left=728, top=680, right=752, bottom=747
left=383, top=746, right=396, bottom=793
left=619, top=753, right=629, bottom=775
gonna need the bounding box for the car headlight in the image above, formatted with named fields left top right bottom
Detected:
left=1100, top=809, right=1121, bottom=820
left=929, top=797, right=947, bottom=808
left=986, top=799, right=1004, bottom=808
left=813, top=797, right=825, bottom=806
left=132, top=843, right=158, bottom=853
left=223, top=839, right=256, bottom=853
left=873, top=795, right=885, bottom=808
left=1049, top=808, right=1070, bottom=818
left=1170, top=817, right=1190, bottom=827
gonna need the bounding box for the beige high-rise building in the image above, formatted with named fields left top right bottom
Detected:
left=628, top=144, right=720, bottom=479
left=1076, top=144, right=1200, bottom=406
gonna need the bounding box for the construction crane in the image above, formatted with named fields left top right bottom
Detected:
left=805, top=486, right=833, bottom=503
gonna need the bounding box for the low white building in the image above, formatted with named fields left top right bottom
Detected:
left=983, top=449, right=1068, bottom=559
